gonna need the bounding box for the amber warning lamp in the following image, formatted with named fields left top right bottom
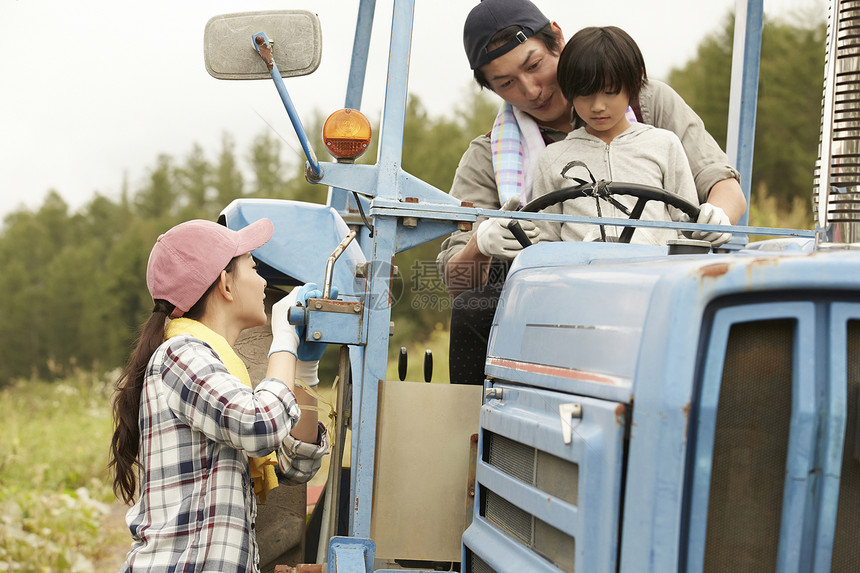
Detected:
left=322, top=108, right=372, bottom=161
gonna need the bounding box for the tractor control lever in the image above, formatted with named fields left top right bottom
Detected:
left=507, top=220, right=532, bottom=248
left=323, top=230, right=357, bottom=299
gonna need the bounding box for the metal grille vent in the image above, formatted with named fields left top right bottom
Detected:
left=831, top=320, right=860, bottom=571
left=487, top=432, right=535, bottom=484
left=486, top=432, right=579, bottom=505
left=467, top=550, right=497, bottom=573
left=482, top=488, right=576, bottom=572
left=703, top=320, right=793, bottom=572
left=485, top=489, right=532, bottom=545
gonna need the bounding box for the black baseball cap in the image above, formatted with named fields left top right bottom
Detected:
left=464, top=0, right=551, bottom=70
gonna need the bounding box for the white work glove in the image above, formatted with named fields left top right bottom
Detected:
left=295, top=360, right=320, bottom=388
left=475, top=195, right=540, bottom=259
left=268, top=287, right=302, bottom=357
left=688, top=203, right=732, bottom=247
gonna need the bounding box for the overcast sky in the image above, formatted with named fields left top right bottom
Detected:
left=0, top=0, right=826, bottom=221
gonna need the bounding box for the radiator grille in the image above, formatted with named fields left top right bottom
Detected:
left=832, top=320, right=860, bottom=571
left=487, top=432, right=535, bottom=484
left=482, top=488, right=575, bottom=572
left=467, top=551, right=497, bottom=573
left=486, top=432, right=579, bottom=505
left=703, top=319, right=793, bottom=572
left=485, top=489, right=531, bottom=545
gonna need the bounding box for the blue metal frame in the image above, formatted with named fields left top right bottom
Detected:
left=346, top=0, right=415, bottom=541
left=682, top=300, right=856, bottom=572
left=329, top=0, right=376, bottom=220
left=252, top=32, right=322, bottom=179
left=684, top=303, right=817, bottom=572
left=725, top=0, right=764, bottom=227
left=328, top=537, right=376, bottom=572
left=815, top=303, right=856, bottom=570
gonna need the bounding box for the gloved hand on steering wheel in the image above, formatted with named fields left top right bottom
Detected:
left=686, top=203, right=732, bottom=247
left=476, top=195, right=540, bottom=259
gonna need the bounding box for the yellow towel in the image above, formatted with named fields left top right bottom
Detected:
left=166, top=318, right=279, bottom=503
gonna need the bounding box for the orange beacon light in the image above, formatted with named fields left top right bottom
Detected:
left=323, top=108, right=372, bottom=161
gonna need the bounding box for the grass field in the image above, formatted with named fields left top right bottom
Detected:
left=0, top=369, right=124, bottom=571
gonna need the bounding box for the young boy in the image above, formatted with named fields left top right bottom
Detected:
left=531, top=26, right=705, bottom=245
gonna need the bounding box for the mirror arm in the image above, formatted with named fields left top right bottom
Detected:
left=252, top=32, right=323, bottom=180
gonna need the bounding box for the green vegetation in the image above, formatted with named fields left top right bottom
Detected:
left=669, top=9, right=826, bottom=210
left=0, top=370, right=122, bottom=571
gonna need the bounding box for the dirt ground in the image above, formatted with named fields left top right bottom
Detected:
left=92, top=501, right=132, bottom=572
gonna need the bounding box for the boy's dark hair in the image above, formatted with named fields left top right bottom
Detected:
left=473, top=23, right=562, bottom=90
left=557, top=26, right=647, bottom=103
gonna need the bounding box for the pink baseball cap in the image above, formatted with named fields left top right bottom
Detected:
left=146, top=218, right=274, bottom=318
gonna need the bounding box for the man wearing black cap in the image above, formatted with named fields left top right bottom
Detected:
left=439, top=0, right=747, bottom=385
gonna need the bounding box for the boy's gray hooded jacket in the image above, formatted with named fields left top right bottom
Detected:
left=531, top=122, right=700, bottom=245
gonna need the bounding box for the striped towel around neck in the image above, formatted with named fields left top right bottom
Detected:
left=490, top=102, right=546, bottom=206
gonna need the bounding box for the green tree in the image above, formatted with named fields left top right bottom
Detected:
left=135, top=154, right=176, bottom=218
left=248, top=131, right=289, bottom=199
left=668, top=10, right=826, bottom=212
left=214, top=133, right=245, bottom=207
left=176, top=143, right=214, bottom=218
left=280, top=115, right=331, bottom=205
left=0, top=193, right=73, bottom=378
left=74, top=195, right=142, bottom=368
left=0, top=257, right=37, bottom=379
left=391, top=90, right=497, bottom=348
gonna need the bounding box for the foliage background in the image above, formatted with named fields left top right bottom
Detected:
left=0, top=10, right=826, bottom=571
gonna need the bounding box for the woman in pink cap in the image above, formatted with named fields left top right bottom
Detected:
left=109, top=218, right=328, bottom=572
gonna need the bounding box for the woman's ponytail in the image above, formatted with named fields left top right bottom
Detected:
left=108, top=300, right=173, bottom=504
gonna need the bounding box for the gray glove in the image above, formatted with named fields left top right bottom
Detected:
left=688, top=203, right=732, bottom=247
left=475, top=195, right=540, bottom=259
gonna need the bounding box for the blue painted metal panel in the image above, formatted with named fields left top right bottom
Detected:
left=219, top=198, right=366, bottom=296
left=487, top=243, right=860, bottom=572
left=304, top=303, right=365, bottom=346
left=478, top=383, right=625, bottom=572
left=620, top=256, right=860, bottom=572
left=488, top=256, right=657, bottom=398
left=328, top=536, right=375, bottom=573
left=812, top=303, right=855, bottom=571
left=394, top=217, right=459, bottom=253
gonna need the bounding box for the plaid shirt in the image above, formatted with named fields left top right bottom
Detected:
left=121, top=335, right=328, bottom=572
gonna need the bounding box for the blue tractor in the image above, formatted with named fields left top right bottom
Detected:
left=205, top=1, right=859, bottom=571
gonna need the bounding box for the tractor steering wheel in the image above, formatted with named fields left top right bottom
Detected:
left=520, top=181, right=701, bottom=244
